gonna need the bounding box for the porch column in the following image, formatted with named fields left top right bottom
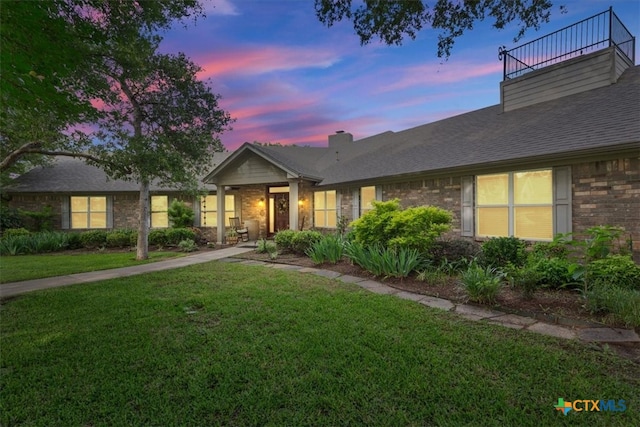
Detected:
left=288, top=179, right=299, bottom=231
left=216, top=185, right=226, bottom=244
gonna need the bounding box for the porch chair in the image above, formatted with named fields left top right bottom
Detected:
left=229, top=217, right=249, bottom=242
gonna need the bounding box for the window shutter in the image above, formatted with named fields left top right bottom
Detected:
left=106, top=196, right=114, bottom=229
left=193, top=197, right=202, bottom=227
left=553, top=166, right=572, bottom=236
left=352, top=189, right=359, bottom=220
left=61, top=196, right=70, bottom=229
left=375, top=186, right=383, bottom=201
left=461, top=176, right=474, bottom=237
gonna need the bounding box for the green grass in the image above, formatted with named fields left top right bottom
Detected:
left=1, top=262, right=638, bottom=426
left=0, top=251, right=184, bottom=283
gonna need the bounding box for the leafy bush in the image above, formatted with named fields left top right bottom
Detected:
left=306, top=235, right=344, bottom=264
left=460, top=263, right=504, bottom=304
left=256, top=239, right=275, bottom=254
left=2, top=228, right=30, bottom=238
left=481, top=237, right=527, bottom=268
left=530, top=238, right=570, bottom=260
left=586, top=284, right=640, bottom=328
left=350, top=200, right=452, bottom=252
left=0, top=206, right=23, bottom=231
left=428, top=239, right=481, bottom=265
left=178, top=239, right=198, bottom=252
left=80, top=230, right=108, bottom=249
left=528, top=257, right=576, bottom=289
left=345, top=242, right=423, bottom=278
left=290, top=230, right=323, bottom=255
left=106, top=229, right=136, bottom=248
left=0, top=235, right=27, bottom=255
left=274, top=230, right=297, bottom=252
left=583, top=225, right=625, bottom=260
left=149, top=229, right=168, bottom=247
left=165, top=228, right=196, bottom=246
left=168, top=200, right=194, bottom=228
left=506, top=265, right=543, bottom=298
left=587, top=255, right=640, bottom=290
left=0, top=231, right=81, bottom=255
left=19, top=206, right=54, bottom=232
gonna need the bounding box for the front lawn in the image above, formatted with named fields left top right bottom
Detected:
left=0, top=251, right=185, bottom=283
left=1, top=262, right=638, bottom=426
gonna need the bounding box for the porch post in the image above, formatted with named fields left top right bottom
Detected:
left=216, top=185, right=226, bottom=244
left=288, top=180, right=299, bottom=231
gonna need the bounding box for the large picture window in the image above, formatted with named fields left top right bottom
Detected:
left=476, top=169, right=552, bottom=240
left=151, top=195, right=169, bottom=228
left=70, top=196, right=107, bottom=229
left=200, top=195, right=235, bottom=227
left=314, top=190, right=337, bottom=228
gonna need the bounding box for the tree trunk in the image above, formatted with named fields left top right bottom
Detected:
left=136, top=179, right=150, bottom=260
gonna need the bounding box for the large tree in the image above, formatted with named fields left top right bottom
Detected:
left=0, top=0, right=203, bottom=179
left=89, top=37, right=232, bottom=260
left=315, top=0, right=560, bottom=57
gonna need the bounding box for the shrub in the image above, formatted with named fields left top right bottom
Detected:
left=290, top=230, right=323, bottom=255
left=506, top=265, right=543, bottom=298
left=274, top=229, right=297, bottom=252
left=2, top=228, right=30, bottom=238
left=481, top=237, right=527, bottom=268
left=65, top=232, right=83, bottom=250
left=178, top=239, right=198, bottom=252
left=168, top=200, right=194, bottom=228
left=19, top=206, right=54, bottom=232
left=429, top=239, right=481, bottom=265
left=530, top=239, right=570, bottom=260
left=106, top=229, right=135, bottom=248
left=460, top=263, right=504, bottom=304
left=0, top=235, right=27, bottom=255
left=80, top=230, right=108, bottom=249
left=350, top=200, right=452, bottom=252
left=584, top=225, right=625, bottom=260
left=586, top=284, right=640, bottom=328
left=0, top=206, right=23, bottom=231
left=165, top=228, right=196, bottom=246
left=149, top=229, right=168, bottom=247
left=587, top=255, right=640, bottom=290
left=529, top=257, right=576, bottom=289
left=306, top=235, right=344, bottom=265
left=256, top=239, right=275, bottom=254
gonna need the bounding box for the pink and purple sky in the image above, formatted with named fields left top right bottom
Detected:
left=160, top=0, right=640, bottom=151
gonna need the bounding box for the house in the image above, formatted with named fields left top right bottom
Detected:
left=4, top=9, right=639, bottom=257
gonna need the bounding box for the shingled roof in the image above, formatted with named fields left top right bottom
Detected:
left=208, top=65, right=639, bottom=187
left=6, top=153, right=232, bottom=193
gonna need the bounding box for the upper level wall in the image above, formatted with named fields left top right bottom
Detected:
left=500, top=46, right=633, bottom=112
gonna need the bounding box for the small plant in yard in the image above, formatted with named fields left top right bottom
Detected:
left=178, top=239, right=198, bottom=252
left=460, top=262, right=504, bottom=304
left=274, top=229, right=296, bottom=252
left=506, top=264, right=542, bottom=298
left=165, top=228, right=196, bottom=246
left=345, top=242, right=423, bottom=278
left=586, top=283, right=640, bottom=328
left=256, top=239, right=276, bottom=255
left=586, top=254, right=640, bottom=290
left=306, top=234, right=344, bottom=264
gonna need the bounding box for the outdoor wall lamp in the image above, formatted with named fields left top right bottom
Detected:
left=258, top=197, right=265, bottom=208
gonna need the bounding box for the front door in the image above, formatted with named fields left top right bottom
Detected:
left=272, top=192, right=289, bottom=232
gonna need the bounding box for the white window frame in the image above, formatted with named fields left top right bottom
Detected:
left=314, top=190, right=337, bottom=228
left=200, top=194, right=235, bottom=227
left=70, top=196, right=108, bottom=229
left=475, top=168, right=553, bottom=240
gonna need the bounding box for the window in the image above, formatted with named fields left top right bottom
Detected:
left=314, top=190, right=337, bottom=228
left=200, top=195, right=235, bottom=227
left=151, top=195, right=169, bottom=228
left=70, top=196, right=107, bottom=229
left=476, top=169, right=552, bottom=240
left=360, top=186, right=376, bottom=216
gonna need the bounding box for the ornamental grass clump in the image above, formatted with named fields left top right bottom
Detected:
left=345, top=242, right=423, bottom=278
left=306, top=235, right=344, bottom=265
left=460, top=263, right=504, bottom=304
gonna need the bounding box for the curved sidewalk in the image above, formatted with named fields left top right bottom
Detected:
left=1, top=248, right=638, bottom=345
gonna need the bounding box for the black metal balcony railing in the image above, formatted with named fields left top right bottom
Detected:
left=499, top=7, right=636, bottom=80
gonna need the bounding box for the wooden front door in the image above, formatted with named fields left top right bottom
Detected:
left=272, top=193, right=289, bottom=232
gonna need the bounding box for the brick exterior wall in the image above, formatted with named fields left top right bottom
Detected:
left=572, top=157, right=640, bottom=257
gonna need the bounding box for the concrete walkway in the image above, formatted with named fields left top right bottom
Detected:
left=1, top=247, right=639, bottom=345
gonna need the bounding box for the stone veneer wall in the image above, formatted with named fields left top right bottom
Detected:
left=572, top=157, right=640, bottom=258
